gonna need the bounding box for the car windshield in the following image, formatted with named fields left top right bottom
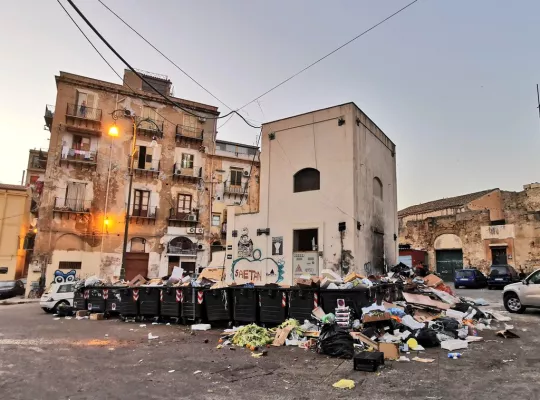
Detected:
left=490, top=266, right=509, bottom=276
left=0, top=281, right=15, bottom=288
left=44, top=284, right=54, bottom=294
left=456, top=270, right=475, bottom=278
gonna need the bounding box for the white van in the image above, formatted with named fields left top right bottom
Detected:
left=40, top=282, right=75, bottom=313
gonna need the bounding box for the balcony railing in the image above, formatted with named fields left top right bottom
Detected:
left=173, top=163, right=201, bottom=182
left=168, top=209, right=199, bottom=226
left=53, top=197, right=91, bottom=213
left=30, top=158, right=47, bottom=170
left=167, top=245, right=197, bottom=256
left=60, top=149, right=97, bottom=169
left=133, top=161, right=160, bottom=178
left=176, top=125, right=203, bottom=141
left=224, top=183, right=245, bottom=195
left=44, top=105, right=55, bottom=130
left=66, top=103, right=102, bottom=121
left=130, top=206, right=157, bottom=224
left=137, top=119, right=164, bottom=138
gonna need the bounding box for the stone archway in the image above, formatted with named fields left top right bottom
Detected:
left=434, top=234, right=463, bottom=281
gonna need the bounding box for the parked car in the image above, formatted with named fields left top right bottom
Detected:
left=488, top=265, right=520, bottom=289
left=40, top=282, right=75, bottom=313
left=0, top=280, right=25, bottom=299
left=503, top=268, right=540, bottom=313
left=454, top=268, right=488, bottom=289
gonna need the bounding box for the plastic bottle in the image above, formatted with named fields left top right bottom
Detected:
left=448, top=352, right=462, bottom=359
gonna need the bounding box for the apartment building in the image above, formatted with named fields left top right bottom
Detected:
left=27, top=69, right=259, bottom=288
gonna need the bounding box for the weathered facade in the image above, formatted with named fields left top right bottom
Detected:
left=223, top=103, right=398, bottom=285
left=27, top=69, right=259, bottom=289
left=399, top=183, right=540, bottom=280
left=0, top=184, right=31, bottom=281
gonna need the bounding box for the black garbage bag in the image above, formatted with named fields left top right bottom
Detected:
left=317, top=324, right=354, bottom=359
left=435, top=317, right=460, bottom=332
left=415, top=328, right=440, bottom=348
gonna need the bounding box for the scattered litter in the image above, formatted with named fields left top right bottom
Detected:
left=53, top=318, right=60, bottom=321
left=194, top=370, right=202, bottom=375
left=473, top=298, right=489, bottom=306
left=502, top=359, right=514, bottom=363
left=129, top=329, right=134, bottom=331
left=168, top=370, right=175, bottom=373
left=412, top=357, right=435, bottom=363
left=108, top=348, right=115, bottom=351
left=166, top=323, right=171, bottom=326
left=441, top=340, right=469, bottom=351
left=139, top=324, right=146, bottom=328
left=152, top=322, right=159, bottom=325
left=332, top=379, right=355, bottom=390
left=397, top=356, right=410, bottom=362
left=147, top=372, right=152, bottom=376
left=522, top=328, right=528, bottom=332
left=191, top=324, right=211, bottom=331
left=489, top=311, right=511, bottom=322
left=65, top=317, right=72, bottom=320
left=105, top=334, right=109, bottom=337
left=148, top=333, right=159, bottom=340
left=465, top=336, right=483, bottom=342
left=448, top=352, right=462, bottom=359
left=496, top=329, right=520, bottom=339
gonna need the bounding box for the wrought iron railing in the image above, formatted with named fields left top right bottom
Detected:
left=138, top=119, right=164, bottom=137
left=176, top=124, right=203, bottom=139
left=62, top=149, right=97, bottom=163
left=173, top=163, right=201, bottom=178
left=167, top=245, right=197, bottom=255
left=224, top=183, right=245, bottom=194
left=131, top=205, right=157, bottom=218
left=66, top=103, right=102, bottom=121
left=169, top=209, right=199, bottom=222
left=54, top=197, right=91, bottom=213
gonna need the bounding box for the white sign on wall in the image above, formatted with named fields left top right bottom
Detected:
left=481, top=224, right=515, bottom=240
left=293, top=251, right=319, bottom=277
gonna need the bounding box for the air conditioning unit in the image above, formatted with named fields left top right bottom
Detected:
left=198, top=117, right=206, bottom=123
left=195, top=228, right=204, bottom=234
left=187, top=227, right=196, bottom=234
left=187, top=214, right=197, bottom=222
left=243, top=170, right=250, bottom=177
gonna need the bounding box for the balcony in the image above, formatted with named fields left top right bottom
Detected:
left=60, top=149, right=97, bottom=169
left=133, top=161, right=160, bottom=179
left=44, top=105, right=55, bottom=130
left=129, top=206, right=157, bottom=225
left=224, top=183, right=247, bottom=200
left=172, top=163, right=201, bottom=184
left=168, top=209, right=199, bottom=227
left=137, top=119, right=164, bottom=138
left=53, top=197, right=91, bottom=219
left=167, top=245, right=197, bottom=256
left=29, top=151, right=48, bottom=171
left=65, top=103, right=102, bottom=135
left=175, top=125, right=203, bottom=146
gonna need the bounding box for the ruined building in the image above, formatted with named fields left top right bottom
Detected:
left=223, top=103, right=398, bottom=285
left=399, top=183, right=540, bottom=280
left=27, top=69, right=259, bottom=288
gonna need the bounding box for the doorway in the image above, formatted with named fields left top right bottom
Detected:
left=293, top=229, right=318, bottom=251
left=124, top=252, right=149, bottom=281
left=491, top=247, right=508, bottom=265
left=436, top=249, right=463, bottom=281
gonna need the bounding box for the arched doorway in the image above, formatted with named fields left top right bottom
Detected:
left=434, top=234, right=463, bottom=281
left=167, top=236, right=196, bottom=275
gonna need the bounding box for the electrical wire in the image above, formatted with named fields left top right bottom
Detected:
left=97, top=0, right=233, bottom=112
left=66, top=0, right=261, bottom=129
left=236, top=0, right=420, bottom=111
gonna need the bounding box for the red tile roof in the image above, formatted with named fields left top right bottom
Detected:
left=0, top=184, right=27, bottom=192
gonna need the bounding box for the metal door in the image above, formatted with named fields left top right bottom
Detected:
left=124, top=252, right=149, bottom=281
left=491, top=247, right=507, bottom=265
left=436, top=250, right=463, bottom=281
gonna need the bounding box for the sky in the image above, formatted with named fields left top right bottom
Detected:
left=1, top=0, right=540, bottom=209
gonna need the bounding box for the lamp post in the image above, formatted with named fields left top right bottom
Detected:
left=109, top=109, right=160, bottom=280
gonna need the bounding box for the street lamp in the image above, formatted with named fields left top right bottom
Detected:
left=109, top=109, right=162, bottom=280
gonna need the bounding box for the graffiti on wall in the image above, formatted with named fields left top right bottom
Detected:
left=231, top=248, right=285, bottom=284
left=237, top=228, right=253, bottom=258
left=53, top=269, right=77, bottom=284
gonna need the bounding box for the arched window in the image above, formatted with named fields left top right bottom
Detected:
left=130, top=237, right=146, bottom=253
left=294, top=168, right=320, bottom=193
left=169, top=236, right=195, bottom=254
left=373, top=177, right=383, bottom=200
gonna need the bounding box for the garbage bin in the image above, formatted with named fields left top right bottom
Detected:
left=87, top=287, right=106, bottom=313
left=288, top=288, right=319, bottom=322
left=119, top=288, right=139, bottom=318
left=73, top=289, right=87, bottom=311
left=180, top=287, right=205, bottom=324
left=204, top=288, right=231, bottom=322
left=257, top=287, right=288, bottom=325
left=231, top=287, right=257, bottom=324
left=139, top=286, right=160, bottom=318
left=160, top=287, right=182, bottom=319
left=104, top=287, right=124, bottom=315
left=320, top=288, right=373, bottom=319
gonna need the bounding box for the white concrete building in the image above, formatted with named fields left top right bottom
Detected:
left=225, top=103, right=398, bottom=285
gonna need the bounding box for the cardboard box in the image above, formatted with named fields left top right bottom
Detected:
left=128, top=274, right=147, bottom=287
left=362, top=312, right=391, bottom=323
left=294, top=278, right=313, bottom=287
left=76, top=310, right=89, bottom=318
left=90, top=313, right=104, bottom=321
left=378, top=342, right=399, bottom=360
left=423, top=274, right=444, bottom=288
left=344, top=272, right=366, bottom=283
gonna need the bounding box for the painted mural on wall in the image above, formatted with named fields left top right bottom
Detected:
left=53, top=269, right=77, bottom=284
left=272, top=236, right=283, bottom=256
left=232, top=228, right=285, bottom=284
left=237, top=228, right=253, bottom=257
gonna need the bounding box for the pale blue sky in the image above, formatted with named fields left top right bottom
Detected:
left=1, top=0, right=540, bottom=209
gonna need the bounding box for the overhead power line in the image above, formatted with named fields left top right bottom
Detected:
left=97, top=0, right=234, bottom=113
left=236, top=0, right=420, bottom=111
left=65, top=0, right=260, bottom=128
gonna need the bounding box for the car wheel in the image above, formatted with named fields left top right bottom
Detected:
left=504, top=293, right=526, bottom=314
left=454, top=284, right=460, bottom=289
left=53, top=300, right=69, bottom=314
left=42, top=307, right=54, bottom=314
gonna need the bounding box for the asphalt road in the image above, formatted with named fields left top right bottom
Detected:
left=0, top=288, right=539, bottom=400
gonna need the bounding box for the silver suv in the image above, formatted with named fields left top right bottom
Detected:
left=503, top=269, right=540, bottom=313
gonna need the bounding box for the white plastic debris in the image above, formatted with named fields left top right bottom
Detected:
left=148, top=333, right=159, bottom=340
left=191, top=324, right=211, bottom=331
left=446, top=309, right=465, bottom=322
left=488, top=311, right=511, bottom=322
left=168, top=370, right=175, bottom=373
left=193, top=370, right=202, bottom=375
left=53, top=318, right=60, bottom=321
left=139, top=324, right=147, bottom=328
left=473, top=298, right=489, bottom=306
left=397, top=356, right=410, bottom=362
left=401, top=315, right=425, bottom=330
left=441, top=340, right=469, bottom=351
left=65, top=317, right=72, bottom=320
left=465, top=336, right=483, bottom=342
